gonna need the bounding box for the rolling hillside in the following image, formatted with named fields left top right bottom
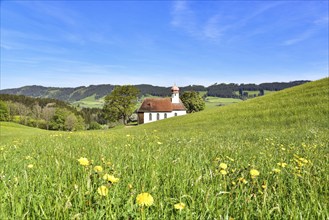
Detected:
left=0, top=78, right=328, bottom=219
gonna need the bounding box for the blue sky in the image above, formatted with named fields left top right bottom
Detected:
left=1, top=1, right=328, bottom=89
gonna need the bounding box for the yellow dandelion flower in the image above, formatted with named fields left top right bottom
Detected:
left=250, top=169, right=260, bottom=178
left=97, top=185, right=108, bottom=196
left=27, top=164, right=33, bottom=169
left=174, top=202, right=186, bottom=210
left=157, top=141, right=162, bottom=145
left=277, top=162, right=287, bottom=168
left=94, top=166, right=103, bottom=173
left=106, top=161, right=112, bottom=166
left=128, top=184, right=133, bottom=189
left=238, top=177, right=248, bottom=184
left=103, top=174, right=120, bottom=183
left=272, top=168, right=281, bottom=173
left=262, top=181, right=267, bottom=189
left=219, top=163, right=227, bottom=170
left=220, top=169, right=227, bottom=175
left=77, top=157, right=90, bottom=166
left=136, top=192, right=154, bottom=207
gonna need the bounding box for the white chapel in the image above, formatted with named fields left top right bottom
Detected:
left=137, top=85, right=186, bottom=124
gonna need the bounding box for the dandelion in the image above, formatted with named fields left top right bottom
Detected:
left=157, top=141, right=162, bottom=145
left=250, top=169, right=260, bottom=179
left=136, top=192, right=154, bottom=207
left=272, top=168, right=281, bottom=173
left=103, top=174, right=119, bottom=183
left=77, top=157, right=90, bottom=166
left=94, top=166, right=103, bottom=173
left=277, top=162, right=287, bottom=168
left=238, top=177, right=248, bottom=184
left=262, top=181, right=267, bottom=189
left=219, top=163, right=227, bottom=170
left=128, top=184, right=133, bottom=189
left=97, top=185, right=109, bottom=196
left=27, top=164, right=33, bottom=169
left=174, top=202, right=186, bottom=210
left=220, top=169, right=227, bottom=175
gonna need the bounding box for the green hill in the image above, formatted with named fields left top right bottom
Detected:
left=0, top=78, right=328, bottom=219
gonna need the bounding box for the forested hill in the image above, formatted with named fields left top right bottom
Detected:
left=0, top=81, right=310, bottom=102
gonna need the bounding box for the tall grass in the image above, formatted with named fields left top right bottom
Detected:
left=1, top=78, right=328, bottom=219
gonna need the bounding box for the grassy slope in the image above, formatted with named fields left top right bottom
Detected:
left=0, top=78, right=328, bottom=219
left=133, top=77, right=328, bottom=138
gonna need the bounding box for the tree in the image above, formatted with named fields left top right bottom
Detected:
left=180, top=91, right=205, bottom=113
left=42, top=106, right=55, bottom=130
left=0, top=100, right=9, bottom=121
left=103, top=85, right=140, bottom=125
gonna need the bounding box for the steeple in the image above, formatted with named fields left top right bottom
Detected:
left=171, top=84, right=180, bottom=103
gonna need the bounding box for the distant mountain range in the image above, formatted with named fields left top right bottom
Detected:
left=0, top=81, right=310, bottom=102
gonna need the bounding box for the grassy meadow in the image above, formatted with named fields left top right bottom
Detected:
left=1, top=78, right=328, bottom=219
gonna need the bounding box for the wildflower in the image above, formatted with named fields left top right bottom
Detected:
left=136, top=192, right=154, bottom=207
left=277, top=162, right=287, bottom=168
left=128, top=184, right=133, bottom=189
left=97, top=185, right=108, bottom=196
left=157, top=141, right=162, bottom=145
left=238, top=177, right=248, bottom=184
left=126, top=134, right=130, bottom=137
left=220, top=170, right=227, bottom=175
left=77, top=157, right=90, bottom=166
left=219, top=163, right=227, bottom=170
left=94, top=166, right=103, bottom=173
left=27, top=164, right=33, bottom=169
left=103, top=174, right=119, bottom=183
left=250, top=169, right=260, bottom=179
left=262, top=181, right=267, bottom=189
left=272, top=168, right=281, bottom=173
left=106, top=161, right=112, bottom=166
left=174, top=202, right=186, bottom=210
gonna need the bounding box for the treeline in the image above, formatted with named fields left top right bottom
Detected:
left=207, top=81, right=310, bottom=98
left=0, top=81, right=310, bottom=101
left=0, top=94, right=106, bottom=131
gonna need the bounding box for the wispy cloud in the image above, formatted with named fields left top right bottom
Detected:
left=283, top=29, right=316, bottom=46
left=283, top=15, right=328, bottom=46
left=170, top=1, right=282, bottom=43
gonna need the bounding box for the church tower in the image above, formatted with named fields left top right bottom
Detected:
left=171, top=85, right=180, bottom=103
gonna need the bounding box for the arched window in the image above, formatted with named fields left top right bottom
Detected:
left=164, top=113, right=167, bottom=119
left=174, top=112, right=178, bottom=116
left=157, top=113, right=160, bottom=120
left=149, top=113, right=152, bottom=121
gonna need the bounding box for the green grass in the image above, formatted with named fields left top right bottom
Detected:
left=205, top=96, right=242, bottom=108
left=71, top=95, right=105, bottom=108
left=1, top=78, right=328, bottom=219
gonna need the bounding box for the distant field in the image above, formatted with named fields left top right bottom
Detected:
left=234, top=90, right=276, bottom=96
left=72, top=94, right=105, bottom=108
left=205, top=96, right=242, bottom=108
left=0, top=78, right=328, bottom=219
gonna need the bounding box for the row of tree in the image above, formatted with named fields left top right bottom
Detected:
left=0, top=81, right=310, bottom=101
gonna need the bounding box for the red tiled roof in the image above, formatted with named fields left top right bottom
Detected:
left=137, top=98, right=186, bottom=112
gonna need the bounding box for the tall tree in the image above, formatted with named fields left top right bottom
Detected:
left=0, top=100, right=9, bottom=121
left=103, top=85, right=140, bottom=125
left=180, top=91, right=205, bottom=113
